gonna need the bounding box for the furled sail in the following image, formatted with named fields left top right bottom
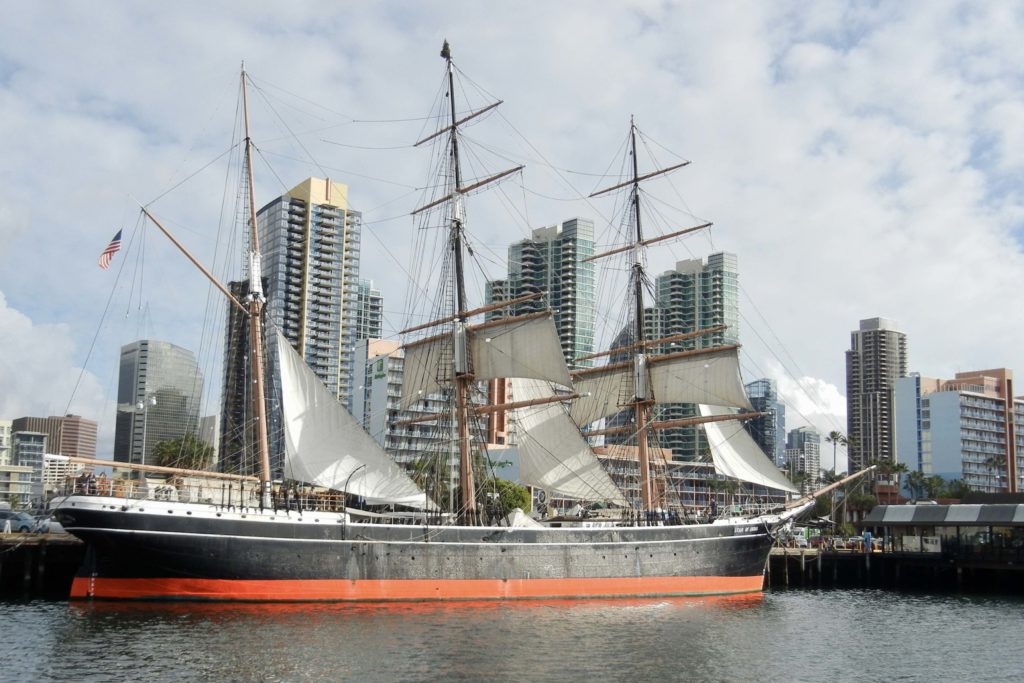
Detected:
left=512, top=378, right=628, bottom=506
left=276, top=331, right=430, bottom=508
left=699, top=403, right=797, bottom=493
left=401, top=313, right=571, bottom=409
left=570, top=347, right=753, bottom=426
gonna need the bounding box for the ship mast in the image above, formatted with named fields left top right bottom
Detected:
left=136, top=68, right=273, bottom=507
left=627, top=118, right=656, bottom=513
left=241, top=69, right=274, bottom=508
left=406, top=42, right=526, bottom=524
left=443, top=41, right=478, bottom=525
left=588, top=119, right=697, bottom=515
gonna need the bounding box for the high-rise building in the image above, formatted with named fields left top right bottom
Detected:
left=353, top=339, right=450, bottom=467
left=114, top=340, right=203, bottom=466
left=895, top=369, right=1022, bottom=494
left=354, top=279, right=383, bottom=342
left=11, top=431, right=45, bottom=502
left=222, top=178, right=363, bottom=475
left=486, top=218, right=596, bottom=369
left=846, top=317, right=907, bottom=472
left=258, top=177, right=363, bottom=412
left=744, top=379, right=785, bottom=467
left=0, top=420, right=12, bottom=467
left=56, top=415, right=97, bottom=459
left=10, top=415, right=96, bottom=460
left=786, top=426, right=821, bottom=490
left=644, top=253, right=740, bottom=460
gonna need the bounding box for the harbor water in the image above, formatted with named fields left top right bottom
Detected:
left=3, top=589, right=1022, bottom=682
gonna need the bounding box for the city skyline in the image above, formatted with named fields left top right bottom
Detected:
left=2, top=4, right=1023, bottom=468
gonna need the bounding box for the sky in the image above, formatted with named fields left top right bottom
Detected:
left=2, top=1, right=1023, bottom=472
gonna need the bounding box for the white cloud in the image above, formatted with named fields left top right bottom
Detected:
left=0, top=291, right=115, bottom=452
left=0, top=1, right=1022, bottom=462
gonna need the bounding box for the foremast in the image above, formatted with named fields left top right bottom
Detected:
left=139, top=68, right=274, bottom=507
left=240, top=68, right=274, bottom=508
left=442, top=40, right=478, bottom=526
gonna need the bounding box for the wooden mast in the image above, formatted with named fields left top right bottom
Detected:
left=627, top=117, right=655, bottom=514
left=442, top=41, right=478, bottom=525
left=587, top=118, right=707, bottom=515
left=241, top=68, right=274, bottom=508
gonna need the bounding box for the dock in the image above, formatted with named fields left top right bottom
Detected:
left=767, top=546, right=1024, bottom=592
left=0, top=533, right=84, bottom=599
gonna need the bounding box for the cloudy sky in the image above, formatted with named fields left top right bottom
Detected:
left=2, top=1, right=1022, bottom=470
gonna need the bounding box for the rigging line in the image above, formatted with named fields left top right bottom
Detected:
left=246, top=73, right=356, bottom=123
left=253, top=145, right=290, bottom=195
left=262, top=148, right=419, bottom=189
left=144, top=146, right=239, bottom=206
left=737, top=288, right=846, bottom=433
left=247, top=74, right=330, bottom=181
left=62, top=214, right=143, bottom=416
left=321, top=137, right=415, bottom=151
left=495, top=108, right=624, bottom=232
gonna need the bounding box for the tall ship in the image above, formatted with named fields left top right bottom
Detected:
left=54, top=43, right=808, bottom=601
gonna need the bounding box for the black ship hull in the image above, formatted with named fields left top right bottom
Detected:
left=56, top=496, right=774, bottom=601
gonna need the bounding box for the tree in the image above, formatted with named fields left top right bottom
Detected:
left=984, top=454, right=1008, bottom=491
left=942, top=479, right=971, bottom=500
left=480, top=479, right=530, bottom=520
left=790, top=469, right=811, bottom=496
left=825, top=431, right=847, bottom=474
left=923, top=475, right=946, bottom=500
left=151, top=433, right=214, bottom=471
left=906, top=470, right=927, bottom=500
left=891, top=462, right=909, bottom=497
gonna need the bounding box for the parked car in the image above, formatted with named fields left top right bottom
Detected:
left=34, top=514, right=65, bottom=534
left=0, top=510, right=35, bottom=533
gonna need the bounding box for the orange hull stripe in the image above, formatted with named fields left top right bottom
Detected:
left=71, top=575, right=764, bottom=601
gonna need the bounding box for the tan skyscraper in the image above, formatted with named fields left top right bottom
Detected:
left=846, top=317, right=908, bottom=473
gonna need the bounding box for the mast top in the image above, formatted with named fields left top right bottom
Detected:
left=441, top=40, right=451, bottom=60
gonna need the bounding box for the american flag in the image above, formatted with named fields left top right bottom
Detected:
left=98, top=230, right=122, bottom=270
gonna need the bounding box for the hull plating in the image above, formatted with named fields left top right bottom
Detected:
left=57, top=497, right=772, bottom=602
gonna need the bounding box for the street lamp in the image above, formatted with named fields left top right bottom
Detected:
left=136, top=396, right=157, bottom=466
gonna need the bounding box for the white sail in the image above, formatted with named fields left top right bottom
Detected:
left=401, top=313, right=571, bottom=409
left=569, top=347, right=752, bottom=426
left=513, top=378, right=628, bottom=506
left=699, top=403, right=797, bottom=493
left=472, top=314, right=572, bottom=386
left=276, top=331, right=430, bottom=508
left=648, top=349, right=753, bottom=410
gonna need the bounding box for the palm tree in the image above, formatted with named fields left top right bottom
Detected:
left=825, top=430, right=847, bottom=475
left=983, top=454, right=1008, bottom=492
left=892, top=462, right=909, bottom=499
left=906, top=470, right=927, bottom=500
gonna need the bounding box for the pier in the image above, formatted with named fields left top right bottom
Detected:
left=0, top=534, right=83, bottom=599
left=766, top=546, right=1024, bottom=592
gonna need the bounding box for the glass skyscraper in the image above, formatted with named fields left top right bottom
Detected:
left=221, top=178, right=362, bottom=476
left=114, top=340, right=203, bottom=466
left=486, top=217, right=595, bottom=370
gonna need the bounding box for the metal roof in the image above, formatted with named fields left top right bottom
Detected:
left=862, top=504, right=1024, bottom=526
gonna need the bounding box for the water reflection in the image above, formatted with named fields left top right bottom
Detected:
left=7, top=590, right=1023, bottom=683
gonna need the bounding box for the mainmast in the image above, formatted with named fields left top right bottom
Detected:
left=241, top=69, right=273, bottom=508
left=588, top=118, right=698, bottom=514
left=443, top=40, right=478, bottom=525
left=406, top=42, right=526, bottom=524
left=627, top=117, right=655, bottom=513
